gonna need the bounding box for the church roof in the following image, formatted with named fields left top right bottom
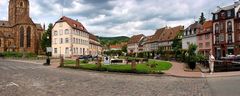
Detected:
left=35, top=23, right=43, bottom=30
left=0, top=20, right=10, bottom=27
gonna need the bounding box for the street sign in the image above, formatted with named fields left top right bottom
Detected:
left=46, top=47, right=52, bottom=52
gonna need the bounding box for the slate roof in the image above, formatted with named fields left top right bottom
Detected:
left=213, top=1, right=240, bottom=13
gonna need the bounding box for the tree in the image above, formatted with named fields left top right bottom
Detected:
left=172, top=31, right=183, bottom=60
left=199, top=12, right=206, bottom=25
left=121, top=45, right=127, bottom=53
left=40, top=23, right=53, bottom=54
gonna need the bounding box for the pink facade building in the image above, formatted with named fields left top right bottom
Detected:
left=197, top=21, right=213, bottom=56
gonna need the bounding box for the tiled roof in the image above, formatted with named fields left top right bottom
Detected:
left=128, top=34, right=145, bottom=44
left=57, top=16, right=88, bottom=32
left=0, top=20, right=10, bottom=27
left=160, top=26, right=184, bottom=42
left=149, top=27, right=166, bottom=43
left=89, top=33, right=98, bottom=42
left=197, top=20, right=213, bottom=35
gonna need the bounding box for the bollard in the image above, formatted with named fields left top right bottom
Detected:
left=60, top=56, right=64, bottom=67
left=76, top=59, right=80, bottom=68
left=97, top=57, right=102, bottom=69
left=131, top=60, right=136, bottom=72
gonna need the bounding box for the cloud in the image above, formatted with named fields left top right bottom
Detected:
left=0, top=0, right=234, bottom=37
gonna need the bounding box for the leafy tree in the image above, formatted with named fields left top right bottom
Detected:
left=199, top=12, right=206, bottom=25
left=40, top=23, right=53, bottom=54
left=121, top=45, right=127, bottom=53
left=172, top=31, right=183, bottom=59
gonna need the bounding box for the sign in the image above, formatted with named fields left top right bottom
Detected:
left=104, top=56, right=110, bottom=65
left=46, top=47, right=52, bottom=52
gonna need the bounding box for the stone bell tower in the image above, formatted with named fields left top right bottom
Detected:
left=8, top=0, right=32, bottom=26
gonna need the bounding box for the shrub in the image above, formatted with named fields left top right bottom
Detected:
left=81, top=59, right=89, bottom=64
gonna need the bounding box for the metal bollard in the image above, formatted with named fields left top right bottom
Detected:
left=131, top=60, right=136, bottom=72
left=76, top=59, right=80, bottom=68
left=60, top=56, right=64, bottom=67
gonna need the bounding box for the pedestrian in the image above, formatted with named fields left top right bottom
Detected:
left=209, top=51, right=215, bottom=74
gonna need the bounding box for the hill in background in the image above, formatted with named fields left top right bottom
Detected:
left=98, top=36, right=130, bottom=47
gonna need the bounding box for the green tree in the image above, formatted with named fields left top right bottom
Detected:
left=41, top=23, right=53, bottom=54
left=172, top=31, right=183, bottom=59
left=199, top=12, right=206, bottom=25
left=121, top=45, right=127, bottom=53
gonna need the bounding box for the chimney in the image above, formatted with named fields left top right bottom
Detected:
left=76, top=19, right=78, bottom=22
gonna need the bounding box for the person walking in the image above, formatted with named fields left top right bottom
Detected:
left=209, top=51, right=215, bottom=74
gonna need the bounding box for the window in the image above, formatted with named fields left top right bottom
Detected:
left=199, top=43, right=203, bottom=48
left=80, top=48, right=82, bottom=54
left=220, top=34, right=224, bottom=42
left=76, top=48, right=78, bottom=54
left=27, top=27, right=31, bottom=47
left=65, top=38, right=69, bottom=43
left=215, top=14, right=218, bottom=20
left=54, top=48, right=57, bottom=54
left=194, top=28, right=197, bottom=34
left=216, top=35, right=219, bottom=44
left=220, top=23, right=224, bottom=31
left=215, top=24, right=219, bottom=33
left=20, top=27, right=24, bottom=47
left=238, top=13, right=240, bottom=18
left=54, top=31, right=58, bottom=36
left=65, top=47, right=69, bottom=54
left=227, top=21, right=232, bottom=33
left=65, top=29, right=69, bottom=35
left=20, top=2, right=24, bottom=7
left=228, top=34, right=232, bottom=43
left=206, top=42, right=210, bottom=47
left=227, top=11, right=231, bottom=17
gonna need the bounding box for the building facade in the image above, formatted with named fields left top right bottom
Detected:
left=127, top=34, right=145, bottom=53
left=89, top=33, right=102, bottom=56
left=52, top=16, right=101, bottom=58
left=158, top=26, right=184, bottom=51
left=197, top=21, right=213, bottom=56
left=182, top=22, right=202, bottom=50
left=212, top=1, right=240, bottom=59
left=0, top=0, right=43, bottom=54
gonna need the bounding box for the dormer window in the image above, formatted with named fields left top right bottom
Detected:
left=215, top=14, right=218, bottom=20
left=74, top=24, right=77, bottom=27
left=227, top=10, right=231, bottom=17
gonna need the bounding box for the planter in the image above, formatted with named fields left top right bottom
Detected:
left=188, top=62, right=196, bottom=70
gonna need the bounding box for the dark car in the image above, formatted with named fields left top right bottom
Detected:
left=78, top=55, right=93, bottom=60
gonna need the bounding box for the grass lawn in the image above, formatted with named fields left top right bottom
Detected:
left=63, top=60, right=172, bottom=74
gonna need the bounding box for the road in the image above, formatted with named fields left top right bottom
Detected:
left=0, top=59, right=212, bottom=96
left=207, top=76, right=240, bottom=96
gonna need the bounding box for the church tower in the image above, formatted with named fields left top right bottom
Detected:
left=8, top=0, right=31, bottom=25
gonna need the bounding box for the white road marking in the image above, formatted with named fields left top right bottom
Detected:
left=6, top=82, right=19, bottom=87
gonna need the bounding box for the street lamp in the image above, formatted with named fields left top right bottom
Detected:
left=44, top=36, right=51, bottom=65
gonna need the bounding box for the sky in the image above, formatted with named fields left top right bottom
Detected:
left=0, top=0, right=235, bottom=37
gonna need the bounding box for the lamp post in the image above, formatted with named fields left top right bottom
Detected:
left=44, top=36, right=51, bottom=65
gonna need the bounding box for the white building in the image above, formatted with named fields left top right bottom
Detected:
left=182, top=22, right=202, bottom=50
left=52, top=16, right=101, bottom=58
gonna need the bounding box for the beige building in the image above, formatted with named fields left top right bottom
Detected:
left=52, top=16, right=102, bottom=58
left=89, top=33, right=102, bottom=56
left=127, top=34, right=145, bottom=53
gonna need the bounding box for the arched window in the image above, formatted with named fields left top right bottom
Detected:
left=27, top=27, right=31, bottom=47
left=215, top=24, right=219, bottom=33
left=227, top=21, right=232, bottom=33
left=20, top=27, right=24, bottom=47
left=20, top=1, right=24, bottom=7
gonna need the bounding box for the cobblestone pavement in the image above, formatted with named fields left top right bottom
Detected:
left=0, top=59, right=211, bottom=96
